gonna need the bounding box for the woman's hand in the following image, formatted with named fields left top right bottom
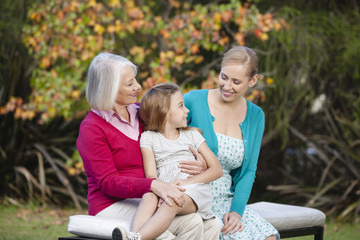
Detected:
left=150, top=179, right=186, bottom=207
left=178, top=146, right=207, bottom=175
left=157, top=198, right=164, bottom=207
left=222, top=211, right=244, bottom=235
left=171, top=178, right=190, bottom=186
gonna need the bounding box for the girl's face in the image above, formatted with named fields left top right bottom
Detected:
left=115, top=65, right=141, bottom=107
left=166, top=91, right=189, bottom=129
left=218, top=64, right=257, bottom=103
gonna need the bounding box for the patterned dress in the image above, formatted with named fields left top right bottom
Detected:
left=211, top=133, right=279, bottom=240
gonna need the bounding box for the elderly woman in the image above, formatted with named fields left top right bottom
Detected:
left=76, top=52, right=221, bottom=240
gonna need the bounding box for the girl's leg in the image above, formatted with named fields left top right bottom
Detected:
left=130, top=192, right=159, bottom=232
left=139, top=194, right=197, bottom=240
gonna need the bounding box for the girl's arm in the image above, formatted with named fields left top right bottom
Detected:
left=141, top=147, right=186, bottom=207
left=141, top=147, right=157, bottom=178
left=179, top=142, right=223, bottom=185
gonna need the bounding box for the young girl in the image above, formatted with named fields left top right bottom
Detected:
left=112, top=83, right=223, bottom=240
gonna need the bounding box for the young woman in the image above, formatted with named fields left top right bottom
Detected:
left=112, top=83, right=223, bottom=240
left=181, top=46, right=280, bottom=240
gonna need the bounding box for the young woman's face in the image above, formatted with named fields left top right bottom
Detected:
left=218, top=64, right=257, bottom=103
left=167, top=91, right=189, bottom=129
left=115, top=65, right=141, bottom=107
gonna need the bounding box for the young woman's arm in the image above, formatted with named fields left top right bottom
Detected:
left=175, top=142, right=222, bottom=185
left=178, top=146, right=207, bottom=175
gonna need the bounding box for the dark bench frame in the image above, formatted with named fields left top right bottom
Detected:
left=59, top=225, right=324, bottom=240
left=279, top=225, right=324, bottom=240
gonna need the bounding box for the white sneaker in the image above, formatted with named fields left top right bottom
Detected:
left=126, top=231, right=142, bottom=240
left=112, top=226, right=141, bottom=240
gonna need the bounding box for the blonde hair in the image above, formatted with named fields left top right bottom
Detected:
left=86, top=52, right=137, bottom=110
left=221, top=46, right=258, bottom=79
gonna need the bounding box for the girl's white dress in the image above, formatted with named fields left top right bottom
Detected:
left=140, top=130, right=214, bottom=219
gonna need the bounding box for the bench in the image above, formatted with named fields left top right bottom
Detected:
left=248, top=202, right=326, bottom=240
left=59, top=201, right=326, bottom=240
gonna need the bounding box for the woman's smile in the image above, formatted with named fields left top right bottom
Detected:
left=131, top=91, right=139, bottom=97
left=222, top=89, right=235, bottom=97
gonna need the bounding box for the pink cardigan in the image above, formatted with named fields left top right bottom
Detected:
left=76, top=111, right=154, bottom=215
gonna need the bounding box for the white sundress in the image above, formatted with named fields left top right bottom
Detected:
left=140, top=130, right=214, bottom=219
left=211, top=132, right=280, bottom=240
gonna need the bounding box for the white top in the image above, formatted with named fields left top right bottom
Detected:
left=140, top=129, right=215, bottom=219
left=140, top=129, right=205, bottom=182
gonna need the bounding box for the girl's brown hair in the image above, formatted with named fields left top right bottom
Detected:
left=140, top=83, right=181, bottom=132
left=140, top=83, right=202, bottom=134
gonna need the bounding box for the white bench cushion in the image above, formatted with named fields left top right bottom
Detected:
left=248, top=201, right=326, bottom=230
left=68, top=202, right=326, bottom=239
left=68, top=215, right=130, bottom=239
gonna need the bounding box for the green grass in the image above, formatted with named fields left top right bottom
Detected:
left=0, top=203, right=359, bottom=240
left=0, top=203, right=86, bottom=240
left=286, top=221, right=360, bottom=240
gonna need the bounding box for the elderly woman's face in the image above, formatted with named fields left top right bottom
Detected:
left=115, top=65, right=141, bottom=107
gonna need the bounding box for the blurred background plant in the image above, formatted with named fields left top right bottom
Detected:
left=0, top=0, right=359, bottom=223
left=250, top=0, right=360, bottom=223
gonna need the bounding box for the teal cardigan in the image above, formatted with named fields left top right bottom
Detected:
left=184, top=89, right=265, bottom=216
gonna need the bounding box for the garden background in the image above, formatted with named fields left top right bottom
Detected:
left=0, top=0, right=359, bottom=239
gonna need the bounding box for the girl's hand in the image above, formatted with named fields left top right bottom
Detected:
left=222, top=211, right=244, bottom=235
left=178, top=146, right=207, bottom=175
left=150, top=179, right=185, bottom=207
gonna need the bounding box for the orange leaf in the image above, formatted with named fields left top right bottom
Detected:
left=57, top=11, right=65, bottom=20
left=71, top=90, right=81, bottom=100
left=174, top=55, right=184, bottom=65
left=88, top=0, right=96, bottom=8
left=194, top=56, right=204, bottom=64
left=260, top=32, right=269, bottom=41
left=169, top=0, right=181, bottom=8
left=107, top=25, right=116, bottom=33
left=190, top=44, right=200, bottom=54
left=109, top=0, right=121, bottom=8
left=28, top=110, right=36, bottom=120
left=235, top=33, right=245, bottom=46
left=221, top=11, right=233, bottom=23
left=40, top=57, right=51, bottom=68
left=14, top=108, right=22, bottom=119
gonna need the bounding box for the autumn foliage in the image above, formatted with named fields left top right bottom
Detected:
left=2, top=0, right=285, bottom=124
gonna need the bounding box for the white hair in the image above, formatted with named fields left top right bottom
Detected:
left=86, top=52, right=137, bottom=110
